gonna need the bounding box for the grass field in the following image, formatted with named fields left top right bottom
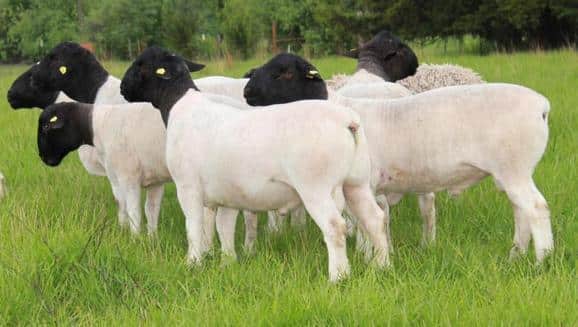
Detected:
left=0, top=49, right=577, bottom=325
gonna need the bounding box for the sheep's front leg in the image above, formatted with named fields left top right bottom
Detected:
left=203, top=207, right=216, bottom=251
left=175, top=183, right=208, bottom=264
left=144, top=184, right=165, bottom=236
left=123, top=184, right=143, bottom=235
left=215, top=207, right=240, bottom=261
left=418, top=193, right=436, bottom=246
left=110, top=182, right=129, bottom=228
left=243, top=211, right=258, bottom=255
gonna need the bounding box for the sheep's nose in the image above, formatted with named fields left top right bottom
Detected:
left=6, top=89, right=18, bottom=106
left=243, top=86, right=252, bottom=98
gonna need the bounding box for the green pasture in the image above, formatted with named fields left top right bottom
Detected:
left=0, top=49, right=577, bottom=325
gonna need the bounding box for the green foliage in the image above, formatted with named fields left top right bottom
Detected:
left=0, top=0, right=576, bottom=61
left=87, top=0, right=163, bottom=59
left=5, top=0, right=79, bottom=60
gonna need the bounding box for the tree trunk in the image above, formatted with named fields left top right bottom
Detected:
left=77, top=0, right=83, bottom=31
left=271, top=21, right=278, bottom=53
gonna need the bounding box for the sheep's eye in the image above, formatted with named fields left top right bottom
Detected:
left=42, top=124, right=51, bottom=133
left=275, top=71, right=294, bottom=80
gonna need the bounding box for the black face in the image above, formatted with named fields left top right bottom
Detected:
left=350, top=30, right=418, bottom=81
left=37, top=103, right=85, bottom=166
left=243, top=53, right=328, bottom=106
left=31, top=42, right=100, bottom=92
left=7, top=64, right=59, bottom=109
left=120, top=46, right=205, bottom=107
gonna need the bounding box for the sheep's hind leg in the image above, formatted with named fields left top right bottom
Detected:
left=344, top=183, right=390, bottom=269
left=144, top=184, right=164, bottom=236
left=502, top=177, right=553, bottom=262
left=299, top=190, right=350, bottom=282
left=418, top=192, right=436, bottom=246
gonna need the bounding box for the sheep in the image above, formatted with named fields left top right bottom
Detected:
left=37, top=102, right=170, bottom=235
left=331, top=30, right=484, bottom=94
left=244, top=53, right=434, bottom=247
left=27, top=42, right=265, bottom=246
left=120, top=46, right=391, bottom=281
left=243, top=53, right=553, bottom=263
left=29, top=43, right=208, bottom=234
left=7, top=63, right=74, bottom=110
left=345, top=30, right=419, bottom=82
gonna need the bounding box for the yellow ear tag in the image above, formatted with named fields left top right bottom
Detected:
left=50, top=116, right=58, bottom=123
left=156, top=68, right=166, bottom=76
left=59, top=66, right=67, bottom=75
left=306, top=70, right=319, bottom=79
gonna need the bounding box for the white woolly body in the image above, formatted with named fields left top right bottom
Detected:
left=90, top=103, right=169, bottom=234
left=78, top=76, right=128, bottom=177
left=330, top=83, right=553, bottom=261
left=398, top=63, right=484, bottom=93
left=328, top=70, right=412, bottom=100
left=92, top=104, right=169, bottom=188
left=167, top=91, right=365, bottom=211
left=54, top=92, right=74, bottom=103
left=195, top=76, right=248, bottom=102
left=165, top=90, right=390, bottom=281
left=329, top=64, right=485, bottom=95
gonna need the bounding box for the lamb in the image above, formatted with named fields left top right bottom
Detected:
left=243, top=53, right=553, bottom=263
left=37, top=102, right=169, bottom=235
left=330, top=30, right=484, bottom=93
left=120, top=46, right=391, bottom=281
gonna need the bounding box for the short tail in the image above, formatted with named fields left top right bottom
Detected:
left=348, top=121, right=360, bottom=145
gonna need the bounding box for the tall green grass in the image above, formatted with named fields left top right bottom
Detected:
left=0, top=50, right=577, bottom=325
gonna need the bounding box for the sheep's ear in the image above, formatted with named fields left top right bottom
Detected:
left=185, top=60, right=205, bottom=72
left=344, top=48, right=359, bottom=59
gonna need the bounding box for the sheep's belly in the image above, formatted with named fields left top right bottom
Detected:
left=375, top=162, right=488, bottom=195
left=204, top=178, right=301, bottom=212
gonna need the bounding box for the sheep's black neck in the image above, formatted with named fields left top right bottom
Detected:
left=64, top=62, right=109, bottom=103
left=154, top=78, right=200, bottom=126
left=72, top=104, right=95, bottom=146
left=356, top=57, right=391, bottom=81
